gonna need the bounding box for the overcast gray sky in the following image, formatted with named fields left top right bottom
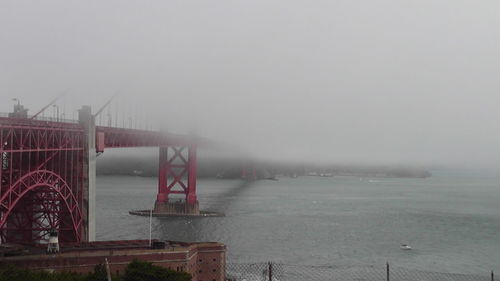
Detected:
left=1, top=0, right=500, bottom=167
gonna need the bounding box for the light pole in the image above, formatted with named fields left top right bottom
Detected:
left=107, top=113, right=112, bottom=127
left=52, top=104, right=59, bottom=122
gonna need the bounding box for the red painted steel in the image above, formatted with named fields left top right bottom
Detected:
left=96, top=126, right=198, bottom=207
left=241, top=164, right=257, bottom=181
left=96, top=132, right=105, bottom=153
left=0, top=170, right=83, bottom=243
left=157, top=145, right=197, bottom=205
left=0, top=116, right=199, bottom=244
left=0, top=117, right=86, bottom=244
left=95, top=126, right=191, bottom=148
left=186, top=144, right=197, bottom=205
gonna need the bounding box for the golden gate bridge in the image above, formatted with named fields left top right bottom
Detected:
left=0, top=98, right=250, bottom=245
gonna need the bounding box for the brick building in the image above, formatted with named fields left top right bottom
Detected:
left=0, top=240, right=226, bottom=281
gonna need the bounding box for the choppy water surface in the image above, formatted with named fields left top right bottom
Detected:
left=96, top=170, right=500, bottom=274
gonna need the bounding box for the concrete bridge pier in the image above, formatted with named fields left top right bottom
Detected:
left=78, top=106, right=96, bottom=241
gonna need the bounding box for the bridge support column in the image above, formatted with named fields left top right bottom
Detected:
left=186, top=144, right=198, bottom=205
left=154, top=144, right=199, bottom=215
left=79, top=106, right=96, bottom=241
left=242, top=163, right=257, bottom=181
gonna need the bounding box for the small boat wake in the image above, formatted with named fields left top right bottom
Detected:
left=400, top=244, right=412, bottom=250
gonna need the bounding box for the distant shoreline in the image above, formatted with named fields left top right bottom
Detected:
left=96, top=154, right=431, bottom=179
left=97, top=167, right=432, bottom=179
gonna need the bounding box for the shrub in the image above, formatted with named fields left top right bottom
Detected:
left=0, top=265, right=85, bottom=281
left=0, top=259, right=191, bottom=281
left=123, top=260, right=191, bottom=281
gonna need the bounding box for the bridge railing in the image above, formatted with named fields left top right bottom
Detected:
left=29, top=115, right=79, bottom=124
left=0, top=112, right=79, bottom=124
left=94, top=118, right=160, bottom=131
left=1, top=111, right=161, bottom=131
left=0, top=112, right=157, bottom=130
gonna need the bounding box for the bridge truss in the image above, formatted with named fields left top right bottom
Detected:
left=0, top=111, right=199, bottom=245
left=0, top=117, right=86, bottom=243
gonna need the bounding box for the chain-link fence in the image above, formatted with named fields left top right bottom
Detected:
left=227, top=263, right=284, bottom=281
left=226, top=262, right=495, bottom=281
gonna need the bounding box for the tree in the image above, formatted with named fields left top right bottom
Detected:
left=84, top=264, right=108, bottom=281
left=0, top=265, right=86, bottom=281
left=123, top=260, right=191, bottom=281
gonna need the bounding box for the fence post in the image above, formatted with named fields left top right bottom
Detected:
left=386, top=262, right=390, bottom=281
left=268, top=262, right=273, bottom=281
left=104, top=258, right=112, bottom=281
left=492, top=270, right=494, bottom=281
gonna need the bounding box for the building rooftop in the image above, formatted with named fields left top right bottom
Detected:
left=0, top=239, right=225, bottom=260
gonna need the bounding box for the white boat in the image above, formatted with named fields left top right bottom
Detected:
left=400, top=244, right=412, bottom=250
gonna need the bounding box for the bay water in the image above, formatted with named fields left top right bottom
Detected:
left=96, top=170, right=500, bottom=274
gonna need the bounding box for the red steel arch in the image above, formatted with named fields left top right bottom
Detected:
left=0, top=170, right=83, bottom=243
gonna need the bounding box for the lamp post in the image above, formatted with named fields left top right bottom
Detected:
left=107, top=113, right=112, bottom=127
left=52, top=104, right=59, bottom=122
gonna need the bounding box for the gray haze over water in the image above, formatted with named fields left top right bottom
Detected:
left=97, top=172, right=500, bottom=274
left=2, top=1, right=500, bottom=275
left=2, top=1, right=500, bottom=168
